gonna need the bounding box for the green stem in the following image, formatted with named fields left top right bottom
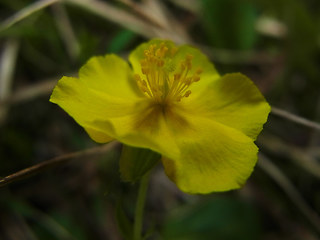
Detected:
left=133, top=172, right=150, bottom=240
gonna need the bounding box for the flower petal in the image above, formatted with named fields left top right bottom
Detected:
left=50, top=75, right=181, bottom=153
left=50, top=74, right=141, bottom=143
left=79, top=54, right=143, bottom=99
left=161, top=116, right=258, bottom=194
left=86, top=127, right=113, bottom=143
left=93, top=103, right=181, bottom=159
left=50, top=54, right=147, bottom=143
left=187, top=73, right=270, bottom=139
left=91, top=96, right=258, bottom=193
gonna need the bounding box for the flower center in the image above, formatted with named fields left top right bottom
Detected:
left=134, top=42, right=202, bottom=104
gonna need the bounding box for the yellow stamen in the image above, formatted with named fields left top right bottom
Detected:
left=135, top=42, right=202, bottom=104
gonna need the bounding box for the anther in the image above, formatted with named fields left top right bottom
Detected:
left=157, top=60, right=164, bottom=67
left=142, top=68, right=149, bottom=74
left=180, top=63, right=186, bottom=70
left=186, top=54, right=193, bottom=61
left=170, top=47, right=177, bottom=56
left=140, top=59, right=147, bottom=66
left=193, top=76, right=200, bottom=82
left=141, top=80, right=147, bottom=86
left=196, top=68, right=203, bottom=74
left=134, top=74, right=141, bottom=81
left=184, top=90, right=191, bottom=97
left=185, top=77, right=192, bottom=85
left=174, top=73, right=181, bottom=81
left=155, top=48, right=162, bottom=57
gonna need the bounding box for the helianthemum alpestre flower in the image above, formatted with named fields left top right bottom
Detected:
left=50, top=39, right=270, bottom=194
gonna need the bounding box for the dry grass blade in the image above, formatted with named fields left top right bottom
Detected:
left=255, top=16, right=287, bottom=38
left=272, top=106, right=320, bottom=131
left=117, top=0, right=168, bottom=29
left=66, top=0, right=156, bottom=39
left=0, top=141, right=118, bottom=188
left=168, top=0, right=201, bottom=13
left=258, top=154, right=320, bottom=233
left=118, top=0, right=189, bottom=42
left=0, top=0, right=60, bottom=32
left=66, top=0, right=189, bottom=43
left=0, top=39, right=19, bottom=124
left=146, top=0, right=191, bottom=43
left=0, top=78, right=57, bottom=108
left=52, top=3, right=80, bottom=60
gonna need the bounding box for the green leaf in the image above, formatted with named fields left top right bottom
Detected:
left=120, top=145, right=160, bottom=182
left=201, top=0, right=257, bottom=50
left=107, top=29, right=136, bottom=53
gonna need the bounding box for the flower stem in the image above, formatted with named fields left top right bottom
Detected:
left=133, top=172, right=150, bottom=240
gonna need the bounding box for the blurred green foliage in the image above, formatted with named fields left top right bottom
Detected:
left=162, top=197, right=260, bottom=240
left=202, top=0, right=257, bottom=50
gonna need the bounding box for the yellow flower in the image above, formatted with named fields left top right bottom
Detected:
left=50, top=39, right=270, bottom=194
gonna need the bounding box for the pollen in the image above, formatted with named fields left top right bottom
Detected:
left=134, top=42, right=202, bottom=104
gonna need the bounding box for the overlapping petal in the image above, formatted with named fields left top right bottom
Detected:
left=185, top=73, right=270, bottom=139
left=50, top=76, right=134, bottom=143
left=94, top=106, right=181, bottom=160
left=50, top=55, right=144, bottom=143
left=50, top=71, right=180, bottom=157
left=79, top=54, right=143, bottom=99
left=161, top=114, right=258, bottom=193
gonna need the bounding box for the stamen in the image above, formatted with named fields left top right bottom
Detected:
left=135, top=42, right=202, bottom=103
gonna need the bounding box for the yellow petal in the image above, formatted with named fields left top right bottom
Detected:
left=51, top=75, right=179, bottom=153
left=79, top=54, right=142, bottom=99
left=86, top=127, right=113, bottom=143
left=50, top=55, right=144, bottom=143
left=93, top=96, right=259, bottom=193
left=161, top=115, right=258, bottom=194
left=187, top=73, right=270, bottom=139
left=94, top=103, right=181, bottom=159
left=50, top=76, right=129, bottom=142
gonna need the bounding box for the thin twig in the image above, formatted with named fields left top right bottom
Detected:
left=0, top=141, right=118, bottom=188
left=0, top=0, right=60, bottom=32
left=271, top=106, right=320, bottom=131
left=258, top=154, right=320, bottom=233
